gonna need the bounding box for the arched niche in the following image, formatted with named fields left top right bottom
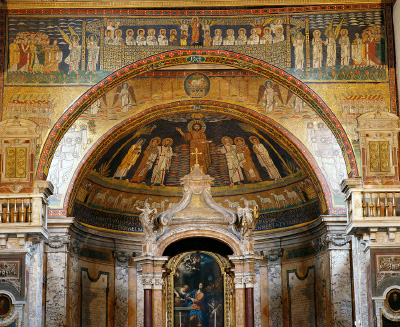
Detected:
left=156, top=228, right=243, bottom=257
left=37, top=50, right=357, bottom=184
left=163, top=237, right=234, bottom=257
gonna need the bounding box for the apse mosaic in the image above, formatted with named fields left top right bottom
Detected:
left=93, top=113, right=300, bottom=188
left=5, top=6, right=391, bottom=85
left=70, top=112, right=322, bottom=233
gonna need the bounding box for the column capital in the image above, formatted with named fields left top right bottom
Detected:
left=261, top=248, right=282, bottom=262
left=141, top=272, right=155, bottom=290
left=243, top=272, right=257, bottom=288
left=314, top=233, right=351, bottom=252
left=113, top=250, right=134, bottom=265
left=68, top=239, right=83, bottom=257
left=45, top=235, right=70, bottom=252
left=153, top=273, right=164, bottom=290
left=233, top=276, right=245, bottom=289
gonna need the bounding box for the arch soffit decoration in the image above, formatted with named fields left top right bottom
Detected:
left=64, top=99, right=332, bottom=215
left=37, top=50, right=358, bottom=182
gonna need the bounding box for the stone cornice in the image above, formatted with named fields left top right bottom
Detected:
left=0, top=0, right=392, bottom=10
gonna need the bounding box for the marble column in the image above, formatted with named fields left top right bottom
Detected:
left=114, top=251, right=133, bottom=327
left=144, top=288, right=153, bottom=327
left=45, top=235, right=70, bottom=327
left=266, top=255, right=283, bottom=327
left=244, top=269, right=256, bottom=327
left=245, top=287, right=255, bottom=327
left=28, top=241, right=45, bottom=327
left=67, top=239, right=82, bottom=327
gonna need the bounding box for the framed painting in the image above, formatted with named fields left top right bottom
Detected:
left=165, top=251, right=233, bottom=327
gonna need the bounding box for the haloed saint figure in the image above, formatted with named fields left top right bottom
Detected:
left=174, top=252, right=224, bottom=327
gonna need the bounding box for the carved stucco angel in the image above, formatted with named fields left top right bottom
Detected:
left=237, top=200, right=259, bottom=240
left=136, top=201, right=157, bottom=242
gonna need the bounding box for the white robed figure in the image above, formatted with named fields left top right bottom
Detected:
left=86, top=35, right=99, bottom=72
left=292, top=31, right=305, bottom=70
left=249, top=136, right=281, bottom=180
left=312, top=30, right=323, bottom=69
left=220, top=136, right=244, bottom=187
left=325, top=29, right=337, bottom=67
left=351, top=33, right=363, bottom=65
left=339, top=29, right=350, bottom=66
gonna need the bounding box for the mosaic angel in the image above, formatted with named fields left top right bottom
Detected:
left=58, top=25, right=81, bottom=73
left=324, top=18, right=343, bottom=67
left=257, top=80, right=283, bottom=113
left=113, top=82, right=136, bottom=112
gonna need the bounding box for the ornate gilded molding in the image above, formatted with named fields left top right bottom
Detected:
left=0, top=0, right=392, bottom=9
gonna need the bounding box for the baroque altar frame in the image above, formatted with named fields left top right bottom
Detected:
left=164, top=251, right=234, bottom=327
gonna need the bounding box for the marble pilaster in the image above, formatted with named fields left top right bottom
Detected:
left=67, top=240, right=82, bottom=327
left=115, top=265, right=129, bottom=327
left=235, top=286, right=246, bottom=327
left=28, top=241, right=44, bottom=327
left=329, top=248, right=352, bottom=327
left=137, top=265, right=144, bottom=327
left=267, top=258, right=283, bottom=327
left=114, top=251, right=132, bottom=327
left=316, top=251, right=327, bottom=326
left=68, top=254, right=80, bottom=327
left=352, top=236, right=370, bottom=327
left=259, top=261, right=269, bottom=327
left=152, top=269, right=164, bottom=327
left=128, top=264, right=137, bottom=326
left=254, top=263, right=261, bottom=327
left=45, top=238, right=69, bottom=327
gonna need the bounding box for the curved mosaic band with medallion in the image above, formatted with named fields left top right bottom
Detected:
left=37, top=50, right=358, bottom=182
